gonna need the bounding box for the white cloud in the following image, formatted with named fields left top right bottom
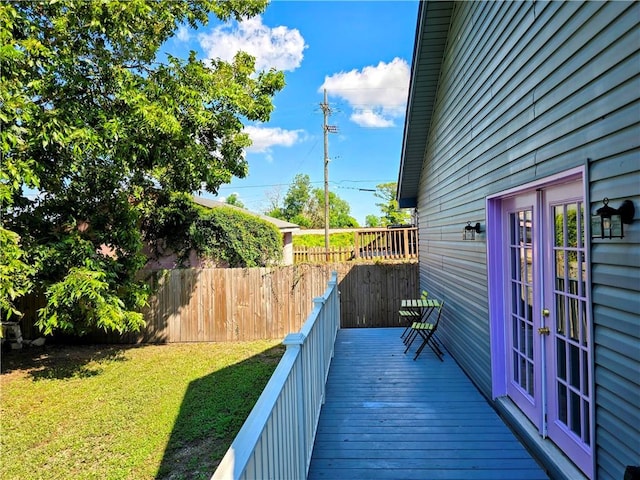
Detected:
left=350, top=110, right=394, bottom=128
left=198, top=16, right=306, bottom=71
left=176, top=25, right=191, bottom=42
left=244, top=126, right=305, bottom=153
left=319, top=57, right=410, bottom=127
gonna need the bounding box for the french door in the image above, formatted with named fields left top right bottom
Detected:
left=501, top=179, right=593, bottom=478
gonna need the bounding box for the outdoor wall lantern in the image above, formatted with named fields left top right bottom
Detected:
left=591, top=198, right=635, bottom=239
left=463, top=222, right=482, bottom=240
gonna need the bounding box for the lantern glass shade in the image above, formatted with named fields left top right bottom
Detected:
left=463, top=222, right=481, bottom=240
left=463, top=225, right=475, bottom=241
left=591, top=198, right=626, bottom=239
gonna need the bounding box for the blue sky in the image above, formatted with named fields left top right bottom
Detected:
left=165, top=0, right=419, bottom=225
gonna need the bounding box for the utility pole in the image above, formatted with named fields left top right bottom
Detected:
left=321, top=89, right=337, bottom=261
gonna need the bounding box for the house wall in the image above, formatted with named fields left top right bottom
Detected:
left=282, top=232, right=294, bottom=265
left=415, top=2, right=639, bottom=479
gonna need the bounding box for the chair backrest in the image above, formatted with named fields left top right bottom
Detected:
left=430, top=301, right=445, bottom=332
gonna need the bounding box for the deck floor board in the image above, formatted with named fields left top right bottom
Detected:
left=307, top=328, right=549, bottom=480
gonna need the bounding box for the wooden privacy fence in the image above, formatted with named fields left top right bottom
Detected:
left=17, top=262, right=419, bottom=343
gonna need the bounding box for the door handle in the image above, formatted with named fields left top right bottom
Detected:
left=539, top=308, right=551, bottom=335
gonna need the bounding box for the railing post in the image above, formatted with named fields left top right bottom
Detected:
left=328, top=272, right=339, bottom=338
left=313, top=296, right=326, bottom=404
left=404, top=228, right=410, bottom=259
left=354, top=231, right=360, bottom=259
left=282, top=332, right=306, bottom=480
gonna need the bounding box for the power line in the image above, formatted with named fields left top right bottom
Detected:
left=215, top=179, right=393, bottom=189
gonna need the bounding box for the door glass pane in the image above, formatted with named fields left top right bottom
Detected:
left=569, top=344, right=580, bottom=389
left=581, top=302, right=588, bottom=346
left=557, top=339, right=566, bottom=380
left=512, top=283, right=519, bottom=314
left=558, top=383, right=568, bottom=423
left=568, top=253, right=578, bottom=285
left=569, top=297, right=579, bottom=341
left=556, top=293, right=565, bottom=334
left=555, top=251, right=565, bottom=288
left=520, top=250, right=527, bottom=289
left=583, top=350, right=589, bottom=396
left=570, top=391, right=581, bottom=437
left=554, top=205, right=564, bottom=247
left=526, top=248, right=533, bottom=284
left=583, top=399, right=590, bottom=445
left=527, top=360, right=534, bottom=396
left=581, top=259, right=587, bottom=299
left=516, top=212, right=524, bottom=245
left=580, top=203, right=585, bottom=248
left=567, top=203, right=578, bottom=248
left=527, top=323, right=533, bottom=359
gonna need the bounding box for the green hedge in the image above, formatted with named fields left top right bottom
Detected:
left=191, top=207, right=282, bottom=267
left=144, top=194, right=282, bottom=267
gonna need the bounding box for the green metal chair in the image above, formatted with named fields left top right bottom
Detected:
left=403, top=300, right=445, bottom=361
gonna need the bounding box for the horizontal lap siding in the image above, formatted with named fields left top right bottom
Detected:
left=417, top=2, right=639, bottom=477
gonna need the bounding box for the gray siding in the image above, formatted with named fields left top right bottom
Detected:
left=414, top=2, right=639, bottom=479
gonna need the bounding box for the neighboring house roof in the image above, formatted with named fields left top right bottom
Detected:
left=192, top=196, right=301, bottom=233
left=397, top=1, right=454, bottom=209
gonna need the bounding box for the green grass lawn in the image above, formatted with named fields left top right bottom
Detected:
left=0, top=340, right=284, bottom=480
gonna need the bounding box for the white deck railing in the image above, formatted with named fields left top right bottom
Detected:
left=212, top=272, right=340, bottom=480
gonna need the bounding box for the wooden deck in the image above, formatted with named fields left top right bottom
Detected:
left=307, top=328, right=549, bottom=480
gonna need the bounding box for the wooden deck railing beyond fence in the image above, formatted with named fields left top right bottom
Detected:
left=293, top=246, right=353, bottom=263
left=212, top=272, right=340, bottom=480
left=293, top=227, right=418, bottom=264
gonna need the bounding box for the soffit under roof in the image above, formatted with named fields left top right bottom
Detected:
left=397, top=1, right=453, bottom=208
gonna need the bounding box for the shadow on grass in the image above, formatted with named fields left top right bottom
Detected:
left=156, top=343, right=285, bottom=480
left=0, top=343, right=131, bottom=380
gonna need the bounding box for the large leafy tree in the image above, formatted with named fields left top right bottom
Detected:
left=225, top=193, right=244, bottom=208
left=0, top=0, right=285, bottom=335
left=267, top=174, right=358, bottom=228
left=310, top=189, right=358, bottom=228
left=266, top=173, right=312, bottom=226
left=373, top=182, right=411, bottom=227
